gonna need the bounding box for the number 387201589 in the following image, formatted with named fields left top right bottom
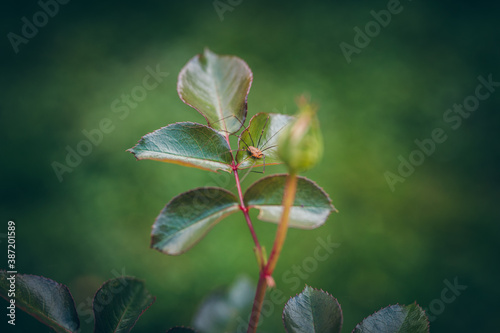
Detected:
left=7, top=221, right=15, bottom=263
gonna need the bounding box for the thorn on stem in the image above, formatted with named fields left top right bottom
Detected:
left=265, top=274, right=276, bottom=288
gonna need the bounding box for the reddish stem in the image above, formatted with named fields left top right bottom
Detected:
left=235, top=166, right=262, bottom=256
left=225, top=130, right=294, bottom=332
left=247, top=172, right=298, bottom=333
left=226, top=133, right=264, bottom=268
left=247, top=271, right=268, bottom=333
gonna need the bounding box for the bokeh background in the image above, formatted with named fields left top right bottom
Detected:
left=1, top=0, right=499, bottom=332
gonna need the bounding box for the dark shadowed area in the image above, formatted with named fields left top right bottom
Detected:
left=0, top=0, right=499, bottom=332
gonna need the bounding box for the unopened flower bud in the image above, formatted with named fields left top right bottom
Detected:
left=278, top=98, right=323, bottom=172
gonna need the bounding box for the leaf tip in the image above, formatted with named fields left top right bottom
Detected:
left=126, top=147, right=138, bottom=157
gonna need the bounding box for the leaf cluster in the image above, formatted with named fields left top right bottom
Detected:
left=0, top=50, right=431, bottom=333
left=0, top=272, right=429, bottom=333
left=0, top=271, right=154, bottom=333
left=128, top=49, right=336, bottom=255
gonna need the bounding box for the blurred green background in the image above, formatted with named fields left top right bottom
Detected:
left=1, top=0, right=499, bottom=332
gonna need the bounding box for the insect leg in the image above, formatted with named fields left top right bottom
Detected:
left=240, top=124, right=255, bottom=148
left=261, top=144, right=277, bottom=153
left=208, top=114, right=245, bottom=134
left=239, top=164, right=254, bottom=183
left=256, top=115, right=271, bottom=149
left=260, top=122, right=289, bottom=150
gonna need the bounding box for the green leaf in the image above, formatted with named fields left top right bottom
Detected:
left=151, top=187, right=239, bottom=255
left=236, top=113, right=294, bottom=170
left=128, top=122, right=233, bottom=173
left=352, top=304, right=430, bottom=333
left=283, top=286, right=342, bottom=333
left=244, top=175, right=336, bottom=229
left=0, top=271, right=80, bottom=333
left=94, top=277, right=155, bottom=333
left=193, top=276, right=255, bottom=333
left=167, top=328, right=198, bottom=333
left=178, top=48, right=253, bottom=134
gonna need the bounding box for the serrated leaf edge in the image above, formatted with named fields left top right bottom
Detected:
left=0, top=271, right=80, bottom=333
left=282, top=285, right=343, bottom=333
left=92, top=276, right=156, bottom=333
left=351, top=302, right=430, bottom=333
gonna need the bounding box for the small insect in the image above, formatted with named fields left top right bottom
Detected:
left=203, top=113, right=291, bottom=174
left=237, top=114, right=284, bottom=174
left=247, top=146, right=264, bottom=159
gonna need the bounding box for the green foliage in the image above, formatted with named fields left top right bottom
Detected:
left=128, top=122, right=232, bottom=173
left=126, top=49, right=430, bottom=332
left=151, top=187, right=239, bottom=255
left=236, top=112, right=294, bottom=170
left=149, top=173, right=337, bottom=255
left=283, top=286, right=429, bottom=333
left=244, top=175, right=336, bottom=229
left=177, top=48, right=253, bottom=134
left=0, top=271, right=429, bottom=333
left=94, top=278, right=155, bottom=333
left=353, top=303, right=429, bottom=333
left=0, top=271, right=80, bottom=333
left=129, top=49, right=332, bottom=255
left=0, top=272, right=154, bottom=333
left=0, top=49, right=431, bottom=333
left=283, top=286, right=342, bottom=333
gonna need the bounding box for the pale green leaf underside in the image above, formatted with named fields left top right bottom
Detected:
left=236, top=113, right=294, bottom=170
left=94, top=277, right=155, bottom=333
left=244, top=175, right=336, bottom=229
left=283, top=286, right=342, bottom=333
left=352, top=304, right=429, bottom=333
left=151, top=188, right=239, bottom=255
left=0, top=272, right=80, bottom=333
left=128, top=122, right=232, bottom=173
left=178, top=48, right=253, bottom=134
left=250, top=206, right=331, bottom=229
